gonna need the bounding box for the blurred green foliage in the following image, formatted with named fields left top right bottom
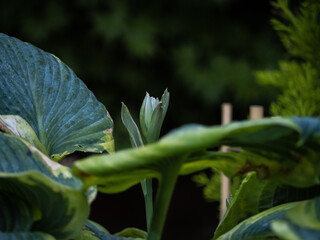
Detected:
left=193, top=170, right=242, bottom=202
left=0, top=0, right=283, bottom=149
left=257, top=0, right=320, bottom=116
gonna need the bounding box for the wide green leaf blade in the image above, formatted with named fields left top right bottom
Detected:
left=0, top=133, right=90, bottom=239
left=0, top=232, right=56, bottom=240
left=0, top=33, right=114, bottom=160
left=216, top=201, right=302, bottom=240
left=73, top=117, right=317, bottom=193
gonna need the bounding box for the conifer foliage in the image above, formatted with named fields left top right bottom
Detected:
left=256, top=0, right=320, bottom=116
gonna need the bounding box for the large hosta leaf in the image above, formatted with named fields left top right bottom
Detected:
left=73, top=117, right=320, bottom=193
left=0, top=133, right=89, bottom=239
left=0, top=33, right=113, bottom=160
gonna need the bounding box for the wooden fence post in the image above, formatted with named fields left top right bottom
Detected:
left=219, top=104, right=264, bottom=221
left=250, top=105, right=264, bottom=120
left=220, top=103, right=232, bottom=220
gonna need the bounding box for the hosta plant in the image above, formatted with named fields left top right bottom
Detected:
left=1, top=33, right=320, bottom=240
left=0, top=32, right=128, bottom=240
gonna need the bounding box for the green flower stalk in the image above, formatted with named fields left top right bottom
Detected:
left=121, top=89, right=170, bottom=233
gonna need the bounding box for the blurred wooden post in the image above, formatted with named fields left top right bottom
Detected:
left=220, top=103, right=232, bottom=220
left=219, top=105, right=263, bottom=221
left=250, top=105, right=264, bottom=120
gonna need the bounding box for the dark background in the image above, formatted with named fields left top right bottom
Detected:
left=1, top=0, right=288, bottom=238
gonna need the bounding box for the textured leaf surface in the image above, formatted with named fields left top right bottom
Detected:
left=0, top=133, right=89, bottom=239
left=0, top=33, right=113, bottom=160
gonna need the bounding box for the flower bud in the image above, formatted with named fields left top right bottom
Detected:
left=140, top=89, right=169, bottom=143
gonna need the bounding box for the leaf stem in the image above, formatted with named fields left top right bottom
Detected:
left=147, top=157, right=184, bottom=240
left=141, top=178, right=154, bottom=231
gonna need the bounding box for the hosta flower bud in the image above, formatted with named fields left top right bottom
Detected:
left=140, top=89, right=170, bottom=143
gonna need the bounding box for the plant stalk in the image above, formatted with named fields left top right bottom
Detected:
left=141, top=178, right=153, bottom=231
left=147, top=157, right=184, bottom=240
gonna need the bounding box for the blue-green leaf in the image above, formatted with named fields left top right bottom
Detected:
left=0, top=133, right=89, bottom=239
left=0, top=33, right=114, bottom=160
